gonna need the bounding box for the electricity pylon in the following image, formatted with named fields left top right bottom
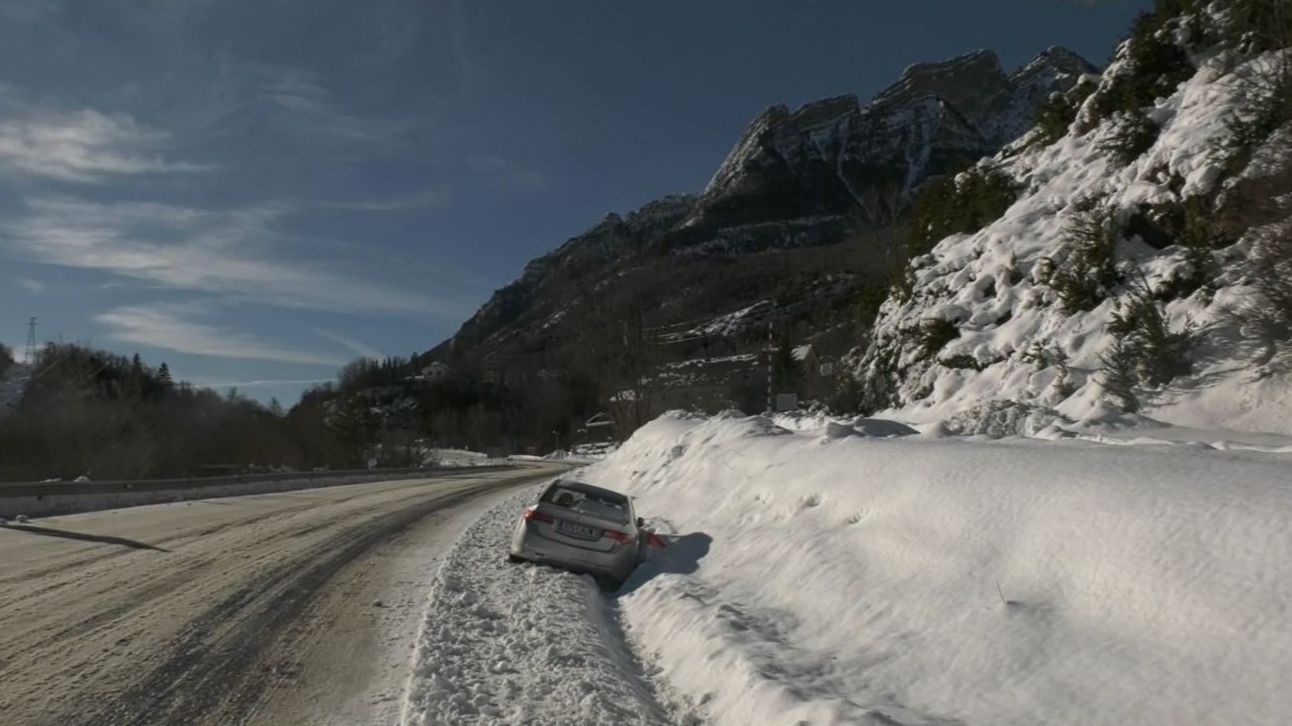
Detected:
left=25, top=317, right=37, bottom=363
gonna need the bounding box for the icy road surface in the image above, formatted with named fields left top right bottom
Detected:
left=0, top=464, right=564, bottom=726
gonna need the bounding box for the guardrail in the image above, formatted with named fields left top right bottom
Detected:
left=0, top=463, right=528, bottom=519
left=0, top=463, right=516, bottom=498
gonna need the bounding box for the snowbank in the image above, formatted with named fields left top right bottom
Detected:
left=579, top=412, right=1292, bottom=726
left=773, top=410, right=920, bottom=437
left=428, top=448, right=492, bottom=467
left=543, top=442, right=619, bottom=464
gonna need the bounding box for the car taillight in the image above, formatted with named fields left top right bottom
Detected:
left=524, top=507, right=554, bottom=524
left=604, top=529, right=634, bottom=544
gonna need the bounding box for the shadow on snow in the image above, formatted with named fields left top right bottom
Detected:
left=615, top=531, right=712, bottom=597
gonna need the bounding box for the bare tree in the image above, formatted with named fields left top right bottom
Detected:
left=571, top=287, right=660, bottom=439
left=851, top=177, right=906, bottom=230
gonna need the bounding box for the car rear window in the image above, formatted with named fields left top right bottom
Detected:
left=541, top=484, right=628, bottom=522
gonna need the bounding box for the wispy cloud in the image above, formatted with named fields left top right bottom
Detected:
left=2, top=196, right=442, bottom=314
left=312, top=328, right=384, bottom=359
left=96, top=304, right=348, bottom=367
left=260, top=69, right=331, bottom=114
left=467, top=154, right=547, bottom=192
left=0, top=109, right=211, bottom=183
left=318, top=187, right=443, bottom=212
left=15, top=277, right=46, bottom=294
left=226, top=61, right=408, bottom=148
left=0, top=0, right=62, bottom=23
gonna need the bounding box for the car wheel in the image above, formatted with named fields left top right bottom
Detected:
left=595, top=575, right=624, bottom=592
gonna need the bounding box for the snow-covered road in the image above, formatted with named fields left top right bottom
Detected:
left=0, top=464, right=564, bottom=726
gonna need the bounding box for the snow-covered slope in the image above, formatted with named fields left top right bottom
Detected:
left=854, top=22, right=1292, bottom=434
left=575, top=412, right=1292, bottom=726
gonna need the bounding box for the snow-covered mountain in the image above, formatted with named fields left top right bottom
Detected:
left=981, top=46, right=1101, bottom=146
left=690, top=48, right=1096, bottom=235
left=851, top=7, right=1292, bottom=435
left=429, top=47, right=1095, bottom=369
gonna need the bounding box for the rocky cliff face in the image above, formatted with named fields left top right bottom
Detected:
left=436, top=194, right=697, bottom=357
left=689, top=48, right=1097, bottom=237
left=429, top=47, right=1097, bottom=372
left=984, top=46, right=1099, bottom=145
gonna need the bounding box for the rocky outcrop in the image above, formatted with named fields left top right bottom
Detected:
left=686, top=48, right=1097, bottom=236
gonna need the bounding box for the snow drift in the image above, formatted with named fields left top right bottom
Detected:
left=578, top=412, right=1292, bottom=726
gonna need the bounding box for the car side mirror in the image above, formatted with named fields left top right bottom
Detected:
left=636, top=517, right=645, bottom=528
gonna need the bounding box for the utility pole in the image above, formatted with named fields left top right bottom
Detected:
left=766, top=314, right=774, bottom=415
left=25, top=317, right=37, bottom=364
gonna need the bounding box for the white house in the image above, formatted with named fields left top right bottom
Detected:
left=413, top=361, right=454, bottom=383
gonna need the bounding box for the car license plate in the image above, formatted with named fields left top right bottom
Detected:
left=557, top=520, right=599, bottom=540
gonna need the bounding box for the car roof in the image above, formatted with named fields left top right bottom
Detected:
left=549, top=479, right=628, bottom=502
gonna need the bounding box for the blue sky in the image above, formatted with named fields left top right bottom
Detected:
left=0, top=0, right=1150, bottom=404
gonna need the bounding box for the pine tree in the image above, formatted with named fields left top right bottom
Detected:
left=1099, top=335, right=1141, bottom=412
left=157, top=362, right=173, bottom=388
left=327, top=396, right=377, bottom=468
left=1107, top=276, right=1195, bottom=386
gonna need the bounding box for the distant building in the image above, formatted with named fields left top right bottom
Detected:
left=412, top=361, right=454, bottom=383
left=578, top=412, right=616, bottom=443
left=791, top=344, right=837, bottom=401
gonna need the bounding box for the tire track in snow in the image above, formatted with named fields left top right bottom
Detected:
left=400, top=487, right=695, bottom=726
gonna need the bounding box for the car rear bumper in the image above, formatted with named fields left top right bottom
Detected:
left=510, top=523, right=636, bottom=581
